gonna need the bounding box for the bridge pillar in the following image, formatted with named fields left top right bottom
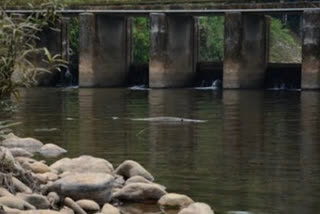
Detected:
left=223, top=13, right=269, bottom=89
left=79, top=13, right=131, bottom=87
left=301, top=10, right=320, bottom=89
left=149, top=13, right=198, bottom=88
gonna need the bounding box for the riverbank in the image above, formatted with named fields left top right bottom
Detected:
left=0, top=133, right=214, bottom=214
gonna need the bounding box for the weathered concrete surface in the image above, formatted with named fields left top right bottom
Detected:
left=79, top=13, right=131, bottom=87
left=149, top=13, right=197, bottom=88
left=301, top=10, right=320, bottom=89
left=223, top=12, right=269, bottom=89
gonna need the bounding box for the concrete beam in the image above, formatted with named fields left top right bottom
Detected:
left=149, top=13, right=198, bottom=88
left=301, top=10, right=320, bottom=90
left=223, top=12, right=269, bottom=89
left=79, top=13, right=131, bottom=87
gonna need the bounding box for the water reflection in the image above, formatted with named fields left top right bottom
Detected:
left=1, top=88, right=320, bottom=214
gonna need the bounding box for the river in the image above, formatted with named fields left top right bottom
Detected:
left=1, top=88, right=320, bottom=214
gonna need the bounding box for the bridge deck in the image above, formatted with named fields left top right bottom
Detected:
left=2, top=1, right=320, bottom=13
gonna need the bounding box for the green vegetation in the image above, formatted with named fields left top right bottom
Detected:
left=199, top=16, right=224, bottom=61
left=132, top=17, right=149, bottom=63
left=0, top=0, right=67, bottom=98
left=270, top=17, right=301, bottom=63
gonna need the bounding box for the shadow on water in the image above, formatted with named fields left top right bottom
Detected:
left=2, top=88, right=320, bottom=214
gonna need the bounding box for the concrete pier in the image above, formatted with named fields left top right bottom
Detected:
left=149, top=13, right=198, bottom=88
left=223, top=13, right=269, bottom=89
left=301, top=10, right=320, bottom=89
left=79, top=13, right=131, bottom=87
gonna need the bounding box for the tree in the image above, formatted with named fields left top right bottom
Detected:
left=0, top=0, right=67, bottom=98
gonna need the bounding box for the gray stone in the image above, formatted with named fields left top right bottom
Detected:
left=46, top=192, right=60, bottom=210
left=125, top=175, right=152, bottom=185
left=0, top=188, right=14, bottom=197
left=1, top=134, right=43, bottom=153
left=47, top=173, right=114, bottom=205
left=113, top=183, right=167, bottom=202
left=16, top=193, right=50, bottom=209
left=0, top=196, right=35, bottom=210
left=22, top=210, right=61, bottom=214
left=101, top=203, right=120, bottom=214
left=38, top=144, right=67, bottom=158
left=8, top=148, right=33, bottom=158
left=178, top=203, right=214, bottom=214
left=12, top=177, right=32, bottom=194
left=158, top=193, right=194, bottom=208
left=50, top=156, right=113, bottom=174
left=76, top=200, right=100, bottom=212
left=60, top=206, right=75, bottom=214
left=115, top=160, right=154, bottom=181
left=30, top=162, right=51, bottom=174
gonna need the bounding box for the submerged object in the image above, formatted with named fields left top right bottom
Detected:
left=131, top=117, right=207, bottom=123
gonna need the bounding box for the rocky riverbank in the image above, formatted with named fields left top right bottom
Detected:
left=0, top=133, right=214, bottom=214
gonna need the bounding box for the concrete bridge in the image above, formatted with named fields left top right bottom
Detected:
left=7, top=1, right=320, bottom=89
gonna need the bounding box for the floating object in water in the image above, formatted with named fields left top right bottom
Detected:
left=131, top=117, right=207, bottom=123
left=66, top=118, right=74, bottom=121
left=112, top=117, right=119, bottom=120
left=129, top=85, right=150, bottom=91
left=34, top=128, right=59, bottom=132
left=195, top=79, right=222, bottom=90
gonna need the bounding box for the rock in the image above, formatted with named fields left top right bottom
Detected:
left=60, top=206, right=75, bottom=214
left=178, top=203, right=214, bottom=214
left=47, top=173, right=114, bottom=205
left=38, top=144, right=67, bottom=158
left=125, top=175, right=152, bottom=185
left=158, top=193, right=194, bottom=208
left=2, top=205, right=21, bottom=214
left=22, top=210, right=61, bottom=214
left=0, top=196, right=35, bottom=210
left=64, top=197, right=86, bottom=214
left=113, top=175, right=125, bottom=189
left=50, top=156, right=113, bottom=174
left=0, top=147, right=15, bottom=168
left=8, top=148, right=33, bottom=158
left=76, top=200, right=100, bottom=212
left=114, top=160, right=154, bottom=181
left=34, top=172, right=59, bottom=184
left=15, top=157, right=37, bottom=165
left=30, top=162, right=51, bottom=174
left=1, top=134, right=43, bottom=153
left=113, top=183, right=167, bottom=202
left=47, top=192, right=60, bottom=209
left=12, top=177, right=32, bottom=194
left=119, top=203, right=161, bottom=214
left=0, top=188, right=14, bottom=197
left=101, top=203, right=120, bottom=214
left=16, top=193, right=50, bottom=209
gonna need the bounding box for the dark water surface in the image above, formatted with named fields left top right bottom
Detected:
left=1, top=88, right=320, bottom=214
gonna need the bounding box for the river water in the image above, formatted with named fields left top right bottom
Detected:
left=1, top=88, right=320, bottom=214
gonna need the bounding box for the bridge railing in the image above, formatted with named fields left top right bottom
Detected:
left=1, top=0, right=320, bottom=7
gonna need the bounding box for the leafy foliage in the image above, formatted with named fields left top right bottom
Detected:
left=132, top=17, right=150, bottom=64
left=0, top=0, right=67, bottom=98
left=199, top=16, right=224, bottom=61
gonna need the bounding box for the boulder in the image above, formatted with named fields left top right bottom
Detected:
left=22, top=210, right=61, bottom=214
left=64, top=197, right=86, bottom=214
left=30, top=162, right=51, bottom=174
left=101, top=203, right=120, bottom=214
left=1, top=205, right=22, bottom=214
left=50, top=156, right=113, bottom=174
left=113, top=183, right=167, bottom=202
left=34, top=172, right=59, bottom=184
left=0, top=196, right=35, bottom=210
left=38, top=144, right=67, bottom=158
left=16, top=193, right=50, bottom=209
left=60, top=206, right=75, bottom=214
left=0, top=188, right=14, bottom=197
left=8, top=148, right=33, bottom=158
left=12, top=177, right=32, bottom=194
left=114, top=160, right=154, bottom=181
left=46, top=173, right=114, bottom=205
left=46, top=192, right=60, bottom=209
left=1, top=134, right=43, bottom=153
left=178, top=203, right=214, bottom=214
left=76, top=200, right=100, bottom=212
left=113, top=175, right=125, bottom=189
left=158, top=193, right=194, bottom=208
left=125, top=175, right=152, bottom=185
